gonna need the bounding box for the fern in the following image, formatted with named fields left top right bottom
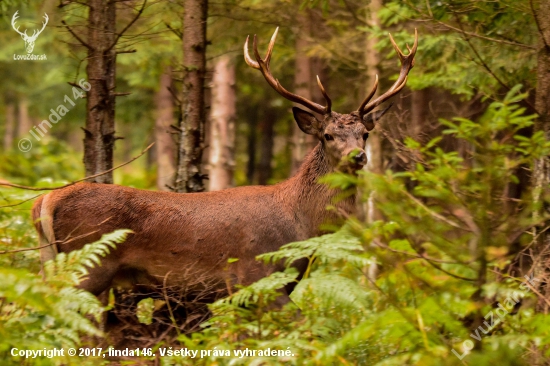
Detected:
left=224, top=269, right=299, bottom=307
left=43, top=229, right=132, bottom=285
left=0, top=229, right=131, bottom=364
left=290, top=273, right=371, bottom=312
left=258, top=227, right=370, bottom=269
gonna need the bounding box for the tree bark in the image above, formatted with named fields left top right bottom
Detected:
left=174, top=0, right=208, bottom=193
left=246, top=106, right=258, bottom=184
left=84, top=0, right=117, bottom=183
left=363, top=0, right=383, bottom=283
left=155, top=68, right=176, bottom=191
left=410, top=88, right=431, bottom=142
left=208, top=55, right=236, bottom=191
left=290, top=12, right=317, bottom=176
left=365, top=0, right=382, bottom=225
left=3, top=102, right=15, bottom=150
left=16, top=98, right=31, bottom=138
left=257, top=106, right=276, bottom=185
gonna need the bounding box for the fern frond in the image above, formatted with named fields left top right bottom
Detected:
left=43, top=229, right=132, bottom=285
left=258, top=228, right=370, bottom=269
left=290, top=273, right=371, bottom=311
left=224, top=268, right=299, bottom=307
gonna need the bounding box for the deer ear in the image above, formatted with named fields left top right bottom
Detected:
left=362, top=103, right=393, bottom=131
left=293, top=107, right=321, bottom=136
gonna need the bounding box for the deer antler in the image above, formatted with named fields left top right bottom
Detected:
left=11, top=11, right=26, bottom=37
left=31, top=13, right=49, bottom=39
left=244, top=27, right=332, bottom=115
left=11, top=12, right=49, bottom=39
left=358, top=29, right=418, bottom=119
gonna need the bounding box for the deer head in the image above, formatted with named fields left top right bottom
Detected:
left=12, top=11, right=49, bottom=54
left=244, top=28, right=418, bottom=173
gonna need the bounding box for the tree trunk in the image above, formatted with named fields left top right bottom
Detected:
left=155, top=68, right=176, bottom=191
left=17, top=98, right=31, bottom=138
left=410, top=88, right=431, bottom=142
left=246, top=106, right=258, bottom=184
left=174, top=0, right=208, bottom=193
left=257, top=106, right=276, bottom=185
left=533, top=0, right=550, bottom=313
left=363, top=0, right=383, bottom=283
left=365, top=0, right=382, bottom=224
left=290, top=12, right=316, bottom=176
left=84, top=0, right=117, bottom=183
left=3, top=102, right=15, bottom=150
left=208, top=56, right=236, bottom=191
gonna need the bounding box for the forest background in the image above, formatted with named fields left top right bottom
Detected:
left=1, top=0, right=550, bottom=365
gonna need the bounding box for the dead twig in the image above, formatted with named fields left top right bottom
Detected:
left=0, top=143, right=154, bottom=192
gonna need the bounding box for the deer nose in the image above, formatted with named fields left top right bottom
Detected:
left=353, top=151, right=367, bottom=165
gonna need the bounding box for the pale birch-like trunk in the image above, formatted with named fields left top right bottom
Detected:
left=208, top=56, right=236, bottom=191
left=365, top=0, right=382, bottom=221
left=290, top=12, right=316, bottom=176
left=155, top=69, right=176, bottom=191
left=364, top=0, right=382, bottom=282
left=17, top=98, right=31, bottom=138
left=3, top=103, right=15, bottom=150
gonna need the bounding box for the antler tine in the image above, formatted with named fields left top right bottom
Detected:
left=243, top=28, right=330, bottom=115
left=358, top=29, right=418, bottom=116
left=316, top=76, right=332, bottom=114
left=264, top=27, right=278, bottom=66
left=244, top=36, right=260, bottom=69
left=389, top=33, right=407, bottom=63
left=39, top=13, right=49, bottom=32
left=11, top=11, right=24, bottom=36
left=358, top=74, right=378, bottom=117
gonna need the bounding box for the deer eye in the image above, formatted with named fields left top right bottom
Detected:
left=324, top=134, right=334, bottom=141
left=362, top=133, right=369, bottom=140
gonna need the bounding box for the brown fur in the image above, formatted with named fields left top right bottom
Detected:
left=32, top=109, right=371, bottom=302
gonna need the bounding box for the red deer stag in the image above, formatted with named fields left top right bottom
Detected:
left=32, top=28, right=418, bottom=303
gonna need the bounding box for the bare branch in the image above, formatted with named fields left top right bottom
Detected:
left=58, top=0, right=90, bottom=8
left=165, top=22, right=182, bottom=40
left=68, top=81, right=85, bottom=90
left=530, top=0, right=550, bottom=49
left=404, top=0, right=535, bottom=50
left=0, top=194, right=42, bottom=209
left=433, top=19, right=535, bottom=50
left=454, top=13, right=539, bottom=114
left=116, top=49, right=137, bottom=54
left=167, top=86, right=182, bottom=105
left=106, top=0, right=147, bottom=52
left=61, top=20, right=92, bottom=50
left=0, top=143, right=154, bottom=191
left=0, top=230, right=98, bottom=254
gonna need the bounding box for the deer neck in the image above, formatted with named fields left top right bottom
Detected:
left=279, top=142, right=356, bottom=237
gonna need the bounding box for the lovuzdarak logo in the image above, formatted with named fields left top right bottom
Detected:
left=12, top=11, right=48, bottom=61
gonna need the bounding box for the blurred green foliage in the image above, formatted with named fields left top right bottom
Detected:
left=0, top=0, right=549, bottom=364
left=157, top=88, right=549, bottom=365
left=0, top=230, right=131, bottom=366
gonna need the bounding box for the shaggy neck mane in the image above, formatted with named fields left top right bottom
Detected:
left=278, top=142, right=356, bottom=237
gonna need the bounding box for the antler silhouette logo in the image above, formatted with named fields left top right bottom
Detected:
left=11, top=11, right=49, bottom=54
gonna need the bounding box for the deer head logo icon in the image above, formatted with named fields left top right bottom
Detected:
left=11, top=11, right=48, bottom=54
